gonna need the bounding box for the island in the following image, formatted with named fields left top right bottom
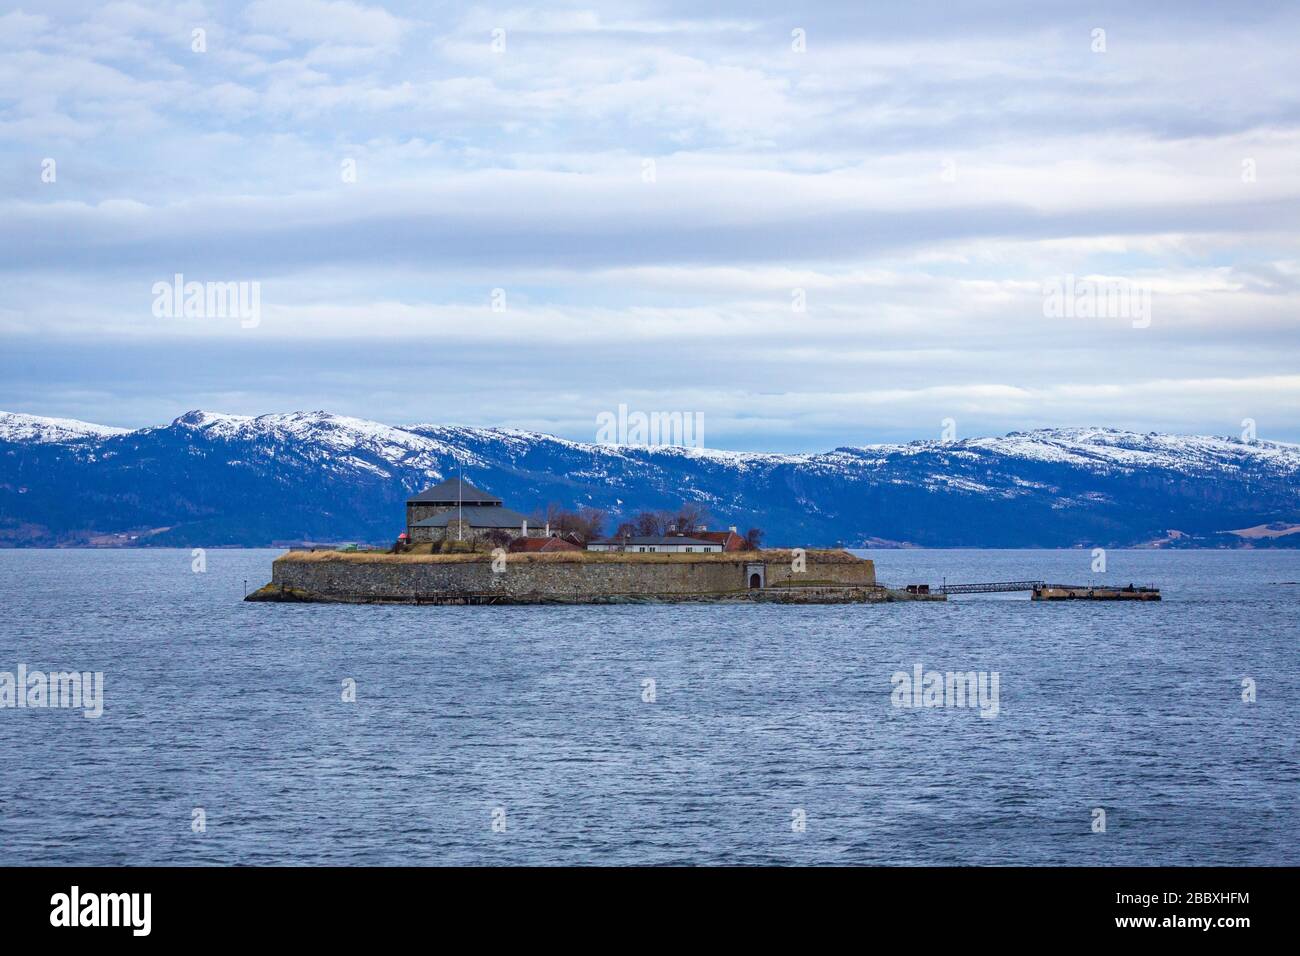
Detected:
left=245, top=477, right=938, bottom=605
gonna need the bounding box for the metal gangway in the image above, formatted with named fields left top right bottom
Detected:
left=936, top=579, right=1047, bottom=595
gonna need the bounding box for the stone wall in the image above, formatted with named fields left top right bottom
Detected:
left=409, top=522, right=513, bottom=546
left=267, top=550, right=876, bottom=602
left=408, top=521, right=545, bottom=546
left=405, top=503, right=453, bottom=528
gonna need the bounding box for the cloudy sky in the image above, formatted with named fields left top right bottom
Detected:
left=2, top=0, right=1298, bottom=450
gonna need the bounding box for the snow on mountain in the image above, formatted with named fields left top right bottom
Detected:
left=166, top=409, right=496, bottom=486
left=1, top=409, right=1296, bottom=547
left=0, top=411, right=130, bottom=444
left=18, top=407, right=1290, bottom=479
left=837, top=427, right=1300, bottom=478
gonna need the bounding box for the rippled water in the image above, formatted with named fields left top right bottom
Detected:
left=0, top=548, right=1296, bottom=865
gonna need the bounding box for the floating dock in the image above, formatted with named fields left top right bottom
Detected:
left=909, top=580, right=1161, bottom=601
left=1031, top=583, right=1161, bottom=601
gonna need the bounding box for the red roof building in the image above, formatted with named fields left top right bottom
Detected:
left=680, top=529, right=748, bottom=551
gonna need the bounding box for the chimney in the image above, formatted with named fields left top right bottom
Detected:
left=729, top=525, right=737, bottom=533
left=544, top=522, right=550, bottom=537
left=522, top=519, right=528, bottom=537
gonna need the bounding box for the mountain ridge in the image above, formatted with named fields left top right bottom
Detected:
left=1, top=409, right=1297, bottom=549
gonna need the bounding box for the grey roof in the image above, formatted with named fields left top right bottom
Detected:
left=589, top=536, right=721, bottom=547
left=413, top=505, right=531, bottom=529
left=407, top=477, right=502, bottom=505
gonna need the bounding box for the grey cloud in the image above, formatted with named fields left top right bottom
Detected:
left=2, top=0, right=1299, bottom=448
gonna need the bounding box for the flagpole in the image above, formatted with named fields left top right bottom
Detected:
left=457, top=470, right=463, bottom=541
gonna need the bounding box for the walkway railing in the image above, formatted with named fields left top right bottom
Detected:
left=936, top=580, right=1046, bottom=594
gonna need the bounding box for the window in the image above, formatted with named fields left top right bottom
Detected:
left=638, top=547, right=645, bottom=552
left=685, top=547, right=693, bottom=552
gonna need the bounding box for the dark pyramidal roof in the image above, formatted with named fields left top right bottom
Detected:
left=407, top=477, right=502, bottom=505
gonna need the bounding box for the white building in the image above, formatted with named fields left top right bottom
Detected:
left=586, top=535, right=723, bottom=553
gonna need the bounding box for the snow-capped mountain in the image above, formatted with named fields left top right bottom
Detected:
left=0, top=412, right=130, bottom=444
left=1, top=410, right=1296, bottom=548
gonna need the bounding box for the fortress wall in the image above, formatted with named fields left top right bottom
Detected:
left=268, top=551, right=875, bottom=601
left=765, top=560, right=877, bottom=587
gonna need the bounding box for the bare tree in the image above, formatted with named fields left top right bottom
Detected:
left=530, top=503, right=607, bottom=544
left=743, top=527, right=765, bottom=550
left=633, top=511, right=662, bottom=536
left=672, top=502, right=712, bottom=533
left=624, top=504, right=715, bottom=537
left=571, top=506, right=606, bottom=543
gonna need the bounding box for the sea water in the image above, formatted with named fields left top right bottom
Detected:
left=0, top=548, right=1295, bottom=865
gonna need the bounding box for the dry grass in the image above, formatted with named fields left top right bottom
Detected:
left=277, top=548, right=867, bottom=566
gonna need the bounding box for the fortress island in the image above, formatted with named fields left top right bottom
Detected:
left=246, top=477, right=937, bottom=605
